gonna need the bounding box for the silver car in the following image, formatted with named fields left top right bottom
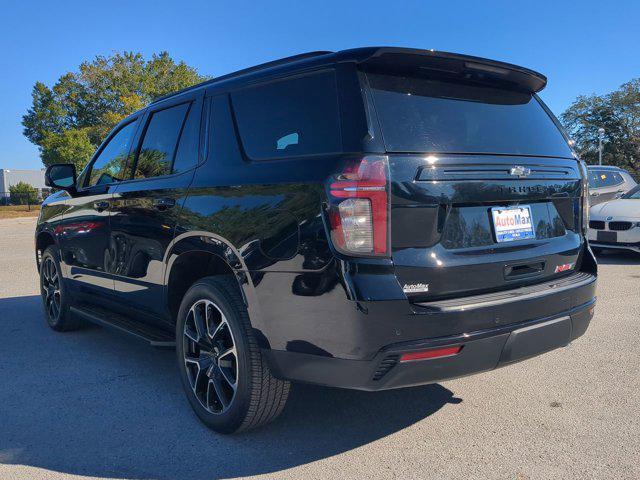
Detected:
left=587, top=165, right=637, bottom=206
left=588, top=184, right=640, bottom=254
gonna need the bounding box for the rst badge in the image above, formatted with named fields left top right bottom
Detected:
left=555, top=263, right=574, bottom=273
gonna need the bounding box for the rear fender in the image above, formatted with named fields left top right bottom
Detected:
left=163, top=231, right=269, bottom=346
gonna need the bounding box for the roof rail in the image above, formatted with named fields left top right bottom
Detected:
left=150, top=51, right=333, bottom=105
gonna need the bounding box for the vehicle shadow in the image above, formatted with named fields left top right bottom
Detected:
left=0, top=294, right=461, bottom=480
left=594, top=249, right=640, bottom=265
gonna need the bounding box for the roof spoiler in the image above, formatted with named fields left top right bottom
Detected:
left=343, top=47, right=547, bottom=93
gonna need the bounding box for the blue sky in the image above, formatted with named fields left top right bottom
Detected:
left=1, top=0, right=638, bottom=169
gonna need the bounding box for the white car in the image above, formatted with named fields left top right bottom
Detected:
left=588, top=185, right=640, bottom=254
left=587, top=165, right=637, bottom=206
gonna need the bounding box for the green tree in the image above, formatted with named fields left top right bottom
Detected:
left=9, top=181, right=38, bottom=205
left=561, top=79, right=640, bottom=178
left=23, top=52, right=208, bottom=170
left=40, top=127, right=95, bottom=172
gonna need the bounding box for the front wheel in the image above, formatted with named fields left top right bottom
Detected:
left=40, top=246, right=81, bottom=331
left=176, top=276, right=290, bottom=433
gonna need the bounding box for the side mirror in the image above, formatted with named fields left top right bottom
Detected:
left=45, top=163, right=77, bottom=194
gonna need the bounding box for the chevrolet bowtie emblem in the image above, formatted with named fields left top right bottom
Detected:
left=510, top=165, right=532, bottom=177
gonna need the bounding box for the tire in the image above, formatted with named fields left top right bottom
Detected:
left=176, top=276, right=290, bottom=433
left=39, top=246, right=81, bottom=331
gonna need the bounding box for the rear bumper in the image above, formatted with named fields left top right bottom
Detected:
left=264, top=272, right=596, bottom=391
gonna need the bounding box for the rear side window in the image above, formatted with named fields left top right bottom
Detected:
left=366, top=72, right=573, bottom=158
left=231, top=71, right=341, bottom=160
left=173, top=103, right=201, bottom=173
left=134, top=103, right=191, bottom=179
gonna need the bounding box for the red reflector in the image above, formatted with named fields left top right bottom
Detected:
left=399, top=346, right=462, bottom=362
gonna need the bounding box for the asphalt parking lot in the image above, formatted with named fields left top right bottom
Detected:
left=0, top=217, right=638, bottom=480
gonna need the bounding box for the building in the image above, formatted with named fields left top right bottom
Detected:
left=0, top=168, right=48, bottom=202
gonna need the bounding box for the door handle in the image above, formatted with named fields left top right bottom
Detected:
left=153, top=197, right=176, bottom=210
left=94, top=200, right=110, bottom=212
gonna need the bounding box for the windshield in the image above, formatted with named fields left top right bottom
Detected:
left=366, top=72, right=573, bottom=157
left=623, top=185, right=640, bottom=199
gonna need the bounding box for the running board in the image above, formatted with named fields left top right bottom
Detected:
left=70, top=305, right=176, bottom=348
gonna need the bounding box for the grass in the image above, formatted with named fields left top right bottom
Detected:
left=0, top=205, right=41, bottom=219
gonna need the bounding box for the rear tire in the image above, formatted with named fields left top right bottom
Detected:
left=176, top=276, right=290, bottom=433
left=39, top=246, right=81, bottom=331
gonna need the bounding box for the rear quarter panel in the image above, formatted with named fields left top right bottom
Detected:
left=173, top=94, right=352, bottom=353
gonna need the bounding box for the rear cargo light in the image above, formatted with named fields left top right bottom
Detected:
left=399, top=346, right=462, bottom=362
left=328, top=156, right=389, bottom=256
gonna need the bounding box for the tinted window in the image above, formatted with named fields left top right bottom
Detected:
left=87, top=120, right=138, bottom=187
left=173, top=103, right=200, bottom=173
left=231, top=71, right=341, bottom=160
left=367, top=72, right=573, bottom=157
left=134, top=103, right=189, bottom=179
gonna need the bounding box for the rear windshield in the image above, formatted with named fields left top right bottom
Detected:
left=588, top=169, right=624, bottom=188
left=366, top=72, right=573, bottom=157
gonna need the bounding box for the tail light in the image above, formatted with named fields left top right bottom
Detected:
left=327, top=156, right=389, bottom=256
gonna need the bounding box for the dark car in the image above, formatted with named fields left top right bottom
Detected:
left=587, top=165, right=637, bottom=205
left=36, top=47, right=597, bottom=433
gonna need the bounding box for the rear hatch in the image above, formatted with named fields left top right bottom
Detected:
left=362, top=64, right=584, bottom=302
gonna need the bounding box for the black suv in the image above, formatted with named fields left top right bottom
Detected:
left=36, top=47, right=597, bottom=433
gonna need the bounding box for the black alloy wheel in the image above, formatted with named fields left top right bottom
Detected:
left=183, top=299, right=238, bottom=414
left=176, top=276, right=290, bottom=433
left=41, top=255, right=61, bottom=322
left=39, top=246, right=80, bottom=331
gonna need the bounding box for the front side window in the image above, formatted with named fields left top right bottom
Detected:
left=231, top=71, right=341, bottom=160
left=134, top=103, right=190, bottom=179
left=87, top=120, right=138, bottom=187
left=366, top=72, right=573, bottom=158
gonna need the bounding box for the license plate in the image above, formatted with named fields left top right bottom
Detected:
left=491, top=206, right=535, bottom=243
left=597, top=231, right=617, bottom=243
